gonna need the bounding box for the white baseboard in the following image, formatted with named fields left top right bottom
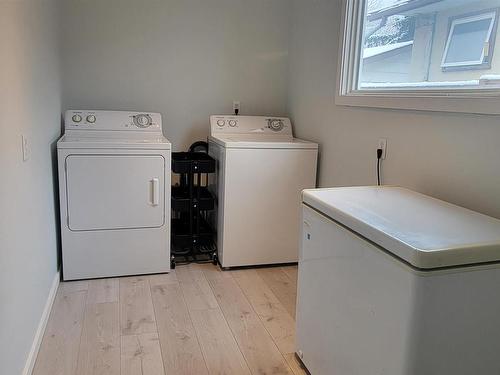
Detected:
left=22, top=271, right=60, bottom=375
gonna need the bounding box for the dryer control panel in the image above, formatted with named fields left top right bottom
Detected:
left=65, top=110, right=162, bottom=132
left=210, top=115, right=293, bottom=136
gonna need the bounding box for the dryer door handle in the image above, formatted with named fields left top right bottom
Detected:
left=151, top=178, right=160, bottom=206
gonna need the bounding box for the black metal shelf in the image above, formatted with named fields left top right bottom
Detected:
left=170, top=146, right=217, bottom=269
left=171, top=186, right=214, bottom=212
left=172, top=152, right=215, bottom=174
left=171, top=217, right=213, bottom=249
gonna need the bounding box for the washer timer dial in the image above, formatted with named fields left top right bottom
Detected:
left=134, top=114, right=152, bottom=128
left=268, top=119, right=284, bottom=132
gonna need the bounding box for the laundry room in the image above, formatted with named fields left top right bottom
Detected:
left=2, top=1, right=500, bottom=375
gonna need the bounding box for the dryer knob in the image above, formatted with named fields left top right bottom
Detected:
left=86, top=115, right=96, bottom=123
left=72, top=114, right=82, bottom=123
left=217, top=120, right=225, bottom=127
left=134, top=114, right=152, bottom=128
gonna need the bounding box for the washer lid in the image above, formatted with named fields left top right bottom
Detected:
left=57, top=135, right=171, bottom=150
left=303, top=186, right=500, bottom=269
left=208, top=135, right=318, bottom=149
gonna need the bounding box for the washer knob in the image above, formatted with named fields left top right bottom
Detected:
left=268, top=119, right=284, bottom=131
left=217, top=119, right=225, bottom=127
left=229, top=120, right=237, bottom=127
left=86, top=115, right=96, bottom=123
left=134, top=114, right=152, bottom=128
left=72, top=114, right=82, bottom=123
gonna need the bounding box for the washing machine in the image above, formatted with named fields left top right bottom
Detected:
left=297, top=186, right=500, bottom=375
left=57, top=110, right=171, bottom=280
left=208, top=115, right=318, bottom=268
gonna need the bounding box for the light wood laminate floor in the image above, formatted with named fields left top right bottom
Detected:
left=33, top=264, right=307, bottom=375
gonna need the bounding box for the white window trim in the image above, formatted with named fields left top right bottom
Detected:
left=441, top=11, right=496, bottom=69
left=336, top=0, right=500, bottom=115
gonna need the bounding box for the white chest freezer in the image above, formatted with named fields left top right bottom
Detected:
left=296, top=186, right=500, bottom=375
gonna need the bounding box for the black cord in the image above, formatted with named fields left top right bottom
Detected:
left=377, top=158, right=381, bottom=186
left=376, top=148, right=383, bottom=186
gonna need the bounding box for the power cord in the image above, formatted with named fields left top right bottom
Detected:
left=376, top=148, right=383, bottom=186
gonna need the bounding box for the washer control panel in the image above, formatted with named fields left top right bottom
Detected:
left=210, top=115, right=292, bottom=136
left=65, top=110, right=162, bottom=131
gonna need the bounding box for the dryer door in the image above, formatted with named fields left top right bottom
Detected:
left=65, top=154, right=165, bottom=231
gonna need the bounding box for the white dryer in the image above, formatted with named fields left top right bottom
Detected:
left=208, top=115, right=318, bottom=268
left=57, top=110, right=171, bottom=280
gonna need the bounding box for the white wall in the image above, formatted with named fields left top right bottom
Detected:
left=61, top=0, right=289, bottom=151
left=0, top=1, right=62, bottom=374
left=288, top=0, right=500, bottom=219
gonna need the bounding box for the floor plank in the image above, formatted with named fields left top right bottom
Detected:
left=281, top=266, right=298, bottom=284
left=190, top=308, right=252, bottom=375
left=121, top=333, right=165, bottom=375
left=175, top=263, right=205, bottom=283
left=76, top=302, right=120, bottom=375
left=59, top=280, right=89, bottom=294
left=233, top=269, right=296, bottom=354
left=209, top=277, right=293, bottom=375
left=32, top=290, right=87, bottom=375
left=284, top=353, right=308, bottom=375
left=150, top=282, right=208, bottom=375
left=176, top=264, right=219, bottom=311
left=87, top=278, right=119, bottom=304
left=257, top=267, right=298, bottom=318
left=148, top=271, right=178, bottom=287
left=196, top=262, right=234, bottom=282
left=120, top=276, right=157, bottom=335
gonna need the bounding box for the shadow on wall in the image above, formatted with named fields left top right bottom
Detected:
left=50, top=114, right=64, bottom=275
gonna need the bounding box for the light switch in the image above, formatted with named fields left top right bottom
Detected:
left=22, top=135, right=31, bottom=161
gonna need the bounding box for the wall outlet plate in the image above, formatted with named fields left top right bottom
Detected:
left=377, top=138, right=387, bottom=159
left=233, top=100, right=240, bottom=113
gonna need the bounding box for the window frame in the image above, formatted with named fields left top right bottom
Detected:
left=441, top=11, right=498, bottom=70
left=336, top=0, right=500, bottom=115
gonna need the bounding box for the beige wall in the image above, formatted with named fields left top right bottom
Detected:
left=288, top=0, right=500, bottom=219
left=61, top=0, right=290, bottom=151
left=0, top=1, right=62, bottom=374
left=428, top=0, right=500, bottom=82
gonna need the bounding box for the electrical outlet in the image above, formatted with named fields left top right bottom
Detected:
left=377, top=138, right=387, bottom=159
left=233, top=100, right=240, bottom=113
left=22, top=135, right=31, bottom=161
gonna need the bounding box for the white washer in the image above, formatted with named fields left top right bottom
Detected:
left=297, top=186, right=500, bottom=375
left=208, top=115, right=318, bottom=268
left=58, top=110, right=171, bottom=280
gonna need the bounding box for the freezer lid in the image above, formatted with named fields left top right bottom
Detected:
left=302, top=186, right=500, bottom=269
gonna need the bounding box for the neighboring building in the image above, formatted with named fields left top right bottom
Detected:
left=362, top=41, right=414, bottom=83
left=361, top=0, right=500, bottom=86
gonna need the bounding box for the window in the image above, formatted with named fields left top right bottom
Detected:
left=337, top=0, right=500, bottom=114
left=442, top=12, right=497, bottom=70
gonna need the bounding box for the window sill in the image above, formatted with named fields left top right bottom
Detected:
left=335, top=92, right=500, bottom=115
